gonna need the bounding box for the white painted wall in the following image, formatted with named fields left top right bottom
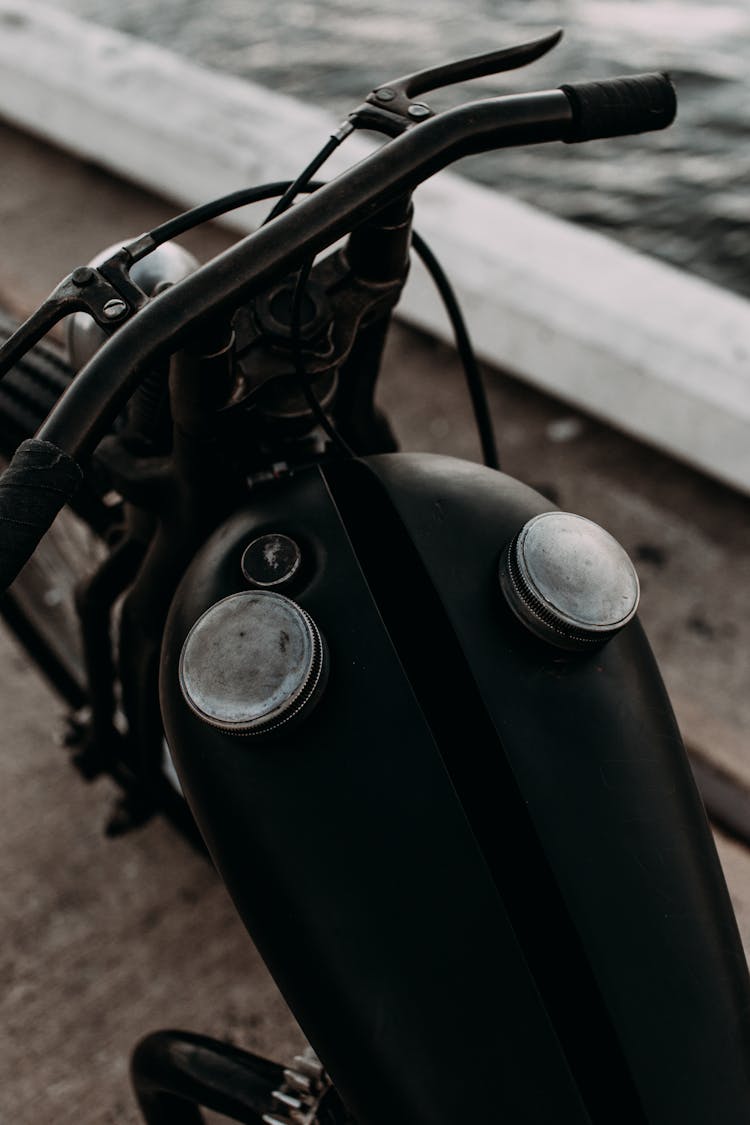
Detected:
left=1, top=0, right=749, bottom=491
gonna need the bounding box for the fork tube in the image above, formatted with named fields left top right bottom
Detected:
left=345, top=194, right=413, bottom=283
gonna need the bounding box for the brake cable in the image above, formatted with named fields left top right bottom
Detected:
left=144, top=115, right=355, bottom=246
left=262, top=123, right=355, bottom=224
left=5, top=29, right=566, bottom=467
left=261, top=124, right=359, bottom=460
left=143, top=37, right=533, bottom=467
left=143, top=167, right=498, bottom=466
left=141, top=32, right=531, bottom=469
left=411, top=231, right=499, bottom=469
left=0, top=168, right=497, bottom=467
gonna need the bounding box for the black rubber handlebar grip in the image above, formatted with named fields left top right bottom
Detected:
left=0, top=437, right=82, bottom=593
left=560, top=73, right=676, bottom=143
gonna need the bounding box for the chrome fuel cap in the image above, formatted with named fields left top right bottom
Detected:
left=499, top=511, right=640, bottom=651
left=179, top=591, right=327, bottom=735
left=241, top=533, right=302, bottom=589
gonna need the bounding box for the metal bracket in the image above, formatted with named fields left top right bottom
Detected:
left=0, top=246, right=149, bottom=381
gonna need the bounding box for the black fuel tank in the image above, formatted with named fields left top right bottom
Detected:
left=160, top=453, right=750, bottom=1125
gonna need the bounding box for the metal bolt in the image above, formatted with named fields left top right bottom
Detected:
left=71, top=266, right=95, bottom=287
left=374, top=87, right=396, bottom=102
left=283, top=1069, right=312, bottom=1094
left=408, top=102, right=431, bottom=119
left=102, top=298, right=128, bottom=321
left=293, top=1054, right=324, bottom=1078
left=272, top=1091, right=304, bottom=1111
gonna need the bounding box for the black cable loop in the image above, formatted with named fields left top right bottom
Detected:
left=146, top=138, right=498, bottom=468
left=411, top=231, right=499, bottom=471
left=147, top=181, right=324, bottom=246
left=262, top=135, right=344, bottom=224
left=261, top=133, right=358, bottom=457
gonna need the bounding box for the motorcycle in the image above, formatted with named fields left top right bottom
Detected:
left=2, top=30, right=750, bottom=1124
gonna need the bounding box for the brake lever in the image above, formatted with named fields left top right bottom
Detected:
left=0, top=246, right=148, bottom=381
left=350, top=28, right=563, bottom=136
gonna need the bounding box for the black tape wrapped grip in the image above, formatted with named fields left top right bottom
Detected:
left=0, top=438, right=83, bottom=592
left=561, top=73, right=676, bottom=143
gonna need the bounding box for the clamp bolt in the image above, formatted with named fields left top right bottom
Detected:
left=71, top=266, right=95, bottom=287
left=407, top=102, right=431, bottom=118
left=102, top=298, right=128, bottom=321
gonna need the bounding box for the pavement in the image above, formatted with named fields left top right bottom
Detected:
left=1, top=119, right=749, bottom=1122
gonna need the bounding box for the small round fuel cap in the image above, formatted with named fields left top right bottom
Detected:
left=179, top=590, right=327, bottom=735
left=499, top=511, right=640, bottom=651
left=241, top=533, right=302, bottom=588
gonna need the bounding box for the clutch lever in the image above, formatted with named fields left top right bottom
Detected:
left=0, top=246, right=148, bottom=381
left=351, top=28, right=563, bottom=136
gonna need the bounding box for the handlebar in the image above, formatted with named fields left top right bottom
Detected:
left=562, top=73, right=675, bottom=142
left=0, top=73, right=676, bottom=592
left=37, top=74, right=676, bottom=460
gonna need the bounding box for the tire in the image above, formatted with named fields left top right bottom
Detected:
left=0, top=310, right=111, bottom=706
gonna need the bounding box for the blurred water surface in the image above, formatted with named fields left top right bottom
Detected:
left=47, top=0, right=750, bottom=296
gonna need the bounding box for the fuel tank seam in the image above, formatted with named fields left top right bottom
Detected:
left=322, top=455, right=648, bottom=1125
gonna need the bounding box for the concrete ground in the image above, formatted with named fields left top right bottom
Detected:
left=1, top=120, right=749, bottom=1122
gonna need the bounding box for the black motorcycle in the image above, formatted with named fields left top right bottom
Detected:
left=2, top=32, right=749, bottom=1125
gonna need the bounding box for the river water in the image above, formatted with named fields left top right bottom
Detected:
left=46, top=0, right=750, bottom=298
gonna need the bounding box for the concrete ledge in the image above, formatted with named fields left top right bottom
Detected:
left=1, top=1, right=750, bottom=492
